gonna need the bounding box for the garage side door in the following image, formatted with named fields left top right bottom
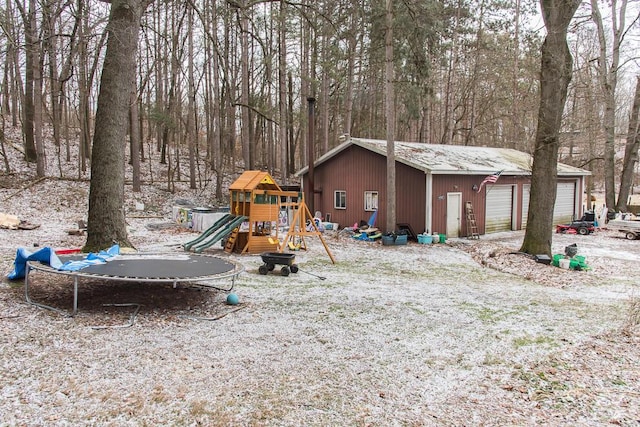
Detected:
left=485, top=185, right=513, bottom=233
left=553, top=182, right=576, bottom=224
left=522, top=184, right=530, bottom=228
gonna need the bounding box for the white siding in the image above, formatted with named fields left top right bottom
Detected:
left=554, top=182, right=576, bottom=224
left=485, top=185, right=513, bottom=233
left=522, top=184, right=530, bottom=228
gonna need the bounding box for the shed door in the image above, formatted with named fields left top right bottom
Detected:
left=553, top=182, right=576, bottom=224
left=485, top=185, right=513, bottom=233
left=522, top=184, right=530, bottom=228
left=446, top=193, right=462, bottom=238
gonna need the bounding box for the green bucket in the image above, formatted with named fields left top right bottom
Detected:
left=570, top=255, right=587, bottom=270
left=552, top=254, right=563, bottom=267
left=439, top=233, right=446, bottom=243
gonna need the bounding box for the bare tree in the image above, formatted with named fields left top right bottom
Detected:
left=17, top=0, right=38, bottom=164
left=591, top=0, right=630, bottom=211
left=85, top=0, right=153, bottom=252
left=520, top=0, right=581, bottom=256
left=385, top=0, right=396, bottom=233
left=278, top=0, right=288, bottom=182
left=186, top=5, right=197, bottom=190
left=129, top=85, right=141, bottom=192
left=617, top=76, right=640, bottom=211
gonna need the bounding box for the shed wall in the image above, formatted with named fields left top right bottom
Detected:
left=305, top=146, right=388, bottom=229
left=431, top=175, right=525, bottom=236
left=304, top=146, right=427, bottom=234
left=303, top=147, right=586, bottom=237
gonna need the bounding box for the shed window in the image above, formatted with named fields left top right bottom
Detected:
left=364, top=191, right=378, bottom=211
left=334, top=191, right=346, bottom=209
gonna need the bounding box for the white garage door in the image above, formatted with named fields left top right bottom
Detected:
left=485, top=185, right=513, bottom=233
left=553, top=182, right=576, bottom=224
left=522, top=184, right=530, bottom=228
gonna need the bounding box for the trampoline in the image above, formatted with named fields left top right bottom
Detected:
left=24, top=253, right=244, bottom=316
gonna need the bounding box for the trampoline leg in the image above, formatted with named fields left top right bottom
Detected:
left=24, top=266, right=77, bottom=317
left=72, top=277, right=79, bottom=316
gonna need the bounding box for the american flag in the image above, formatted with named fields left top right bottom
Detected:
left=477, top=171, right=502, bottom=193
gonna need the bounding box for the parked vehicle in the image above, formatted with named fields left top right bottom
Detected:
left=607, top=219, right=640, bottom=240
left=555, top=221, right=595, bottom=235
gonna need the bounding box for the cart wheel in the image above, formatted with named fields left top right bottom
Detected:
left=626, top=232, right=637, bottom=240
left=577, top=227, right=589, bottom=235
left=290, top=264, right=299, bottom=273
left=258, top=264, right=268, bottom=275
left=281, top=266, right=290, bottom=276
left=267, top=263, right=275, bottom=271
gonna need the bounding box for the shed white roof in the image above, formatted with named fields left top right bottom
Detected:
left=299, top=137, right=590, bottom=177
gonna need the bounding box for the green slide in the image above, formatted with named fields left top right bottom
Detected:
left=183, top=214, right=246, bottom=252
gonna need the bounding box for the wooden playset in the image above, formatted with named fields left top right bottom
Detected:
left=224, top=171, right=334, bottom=262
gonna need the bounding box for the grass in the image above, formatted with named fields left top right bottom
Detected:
left=456, top=301, right=530, bottom=325
left=513, top=334, right=557, bottom=348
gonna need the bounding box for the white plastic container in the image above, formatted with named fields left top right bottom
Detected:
left=559, top=259, right=570, bottom=269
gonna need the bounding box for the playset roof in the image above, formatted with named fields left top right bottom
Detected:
left=229, top=171, right=282, bottom=192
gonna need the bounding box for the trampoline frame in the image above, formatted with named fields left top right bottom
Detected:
left=24, top=253, right=245, bottom=317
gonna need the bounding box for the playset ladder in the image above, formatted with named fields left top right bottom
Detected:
left=224, top=228, right=239, bottom=253
left=465, top=201, right=480, bottom=239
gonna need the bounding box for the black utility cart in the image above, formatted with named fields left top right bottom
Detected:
left=258, top=252, right=299, bottom=276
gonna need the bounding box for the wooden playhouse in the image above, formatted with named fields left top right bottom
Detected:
left=225, top=171, right=299, bottom=254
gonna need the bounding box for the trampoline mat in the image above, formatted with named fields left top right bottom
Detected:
left=35, top=253, right=241, bottom=281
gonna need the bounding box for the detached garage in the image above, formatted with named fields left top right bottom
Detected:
left=298, top=137, right=590, bottom=238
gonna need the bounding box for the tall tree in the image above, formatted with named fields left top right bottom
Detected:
left=18, top=0, right=38, bottom=163
left=385, top=0, right=396, bottom=233
left=238, top=0, right=252, bottom=169
left=591, top=0, right=630, bottom=211
left=520, top=0, right=581, bottom=256
left=84, top=0, right=152, bottom=252
left=617, top=76, right=640, bottom=211
left=186, top=5, right=197, bottom=190
left=278, top=0, right=288, bottom=183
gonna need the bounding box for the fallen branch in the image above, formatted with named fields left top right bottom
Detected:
left=2, top=177, right=46, bottom=201
left=180, top=303, right=248, bottom=321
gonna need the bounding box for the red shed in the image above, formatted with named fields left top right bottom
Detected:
left=296, top=136, right=590, bottom=238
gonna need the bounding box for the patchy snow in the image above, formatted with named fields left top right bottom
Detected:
left=1, top=131, right=639, bottom=425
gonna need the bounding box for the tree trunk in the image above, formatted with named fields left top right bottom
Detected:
left=85, top=0, right=150, bottom=252
left=0, top=117, right=9, bottom=173
left=33, top=41, right=45, bottom=177
left=617, top=76, right=640, bottom=211
left=441, top=0, right=462, bottom=145
left=343, top=3, right=359, bottom=137
left=520, top=0, right=580, bottom=256
left=385, top=0, right=396, bottom=233
left=278, top=0, right=288, bottom=183
left=239, top=1, right=251, bottom=169
left=130, top=87, right=141, bottom=192
left=591, top=0, right=627, bottom=210
left=187, top=6, right=197, bottom=190
left=300, top=0, right=310, bottom=167
left=320, top=30, right=329, bottom=153
left=22, top=0, right=37, bottom=163
left=510, top=0, right=522, bottom=150
left=288, top=71, right=296, bottom=176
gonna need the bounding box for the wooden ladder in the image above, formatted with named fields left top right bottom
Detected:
left=465, top=201, right=480, bottom=239
left=224, top=228, right=239, bottom=253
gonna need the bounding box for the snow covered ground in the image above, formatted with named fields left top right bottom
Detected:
left=1, top=132, right=639, bottom=425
